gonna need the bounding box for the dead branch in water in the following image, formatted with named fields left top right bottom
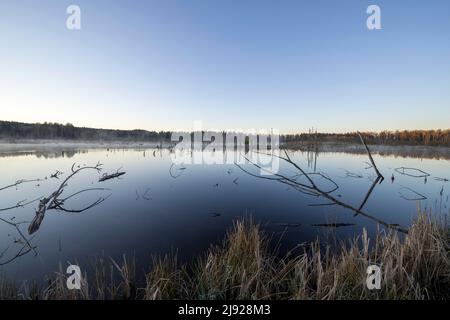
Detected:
left=50, top=170, right=63, bottom=179
left=311, top=223, right=356, bottom=228
left=343, top=170, right=364, bottom=179
left=0, top=214, right=37, bottom=265
left=135, top=187, right=152, bottom=201
left=0, top=240, right=36, bottom=266
left=0, top=178, right=42, bottom=192
left=399, top=186, right=427, bottom=201
left=354, top=176, right=382, bottom=216
left=395, top=167, right=430, bottom=178
left=169, top=163, right=186, bottom=179
left=308, top=202, right=336, bottom=207
left=0, top=185, right=41, bottom=263
left=28, top=162, right=110, bottom=235
left=142, top=188, right=152, bottom=200
left=235, top=143, right=407, bottom=233
left=364, top=161, right=373, bottom=170
left=357, top=132, right=384, bottom=182
left=99, top=169, right=126, bottom=182
left=274, top=222, right=302, bottom=228
left=0, top=197, right=42, bottom=213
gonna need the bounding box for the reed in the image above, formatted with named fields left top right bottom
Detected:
left=1, top=211, right=448, bottom=300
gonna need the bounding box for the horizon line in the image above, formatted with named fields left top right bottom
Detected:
left=1, top=119, right=449, bottom=136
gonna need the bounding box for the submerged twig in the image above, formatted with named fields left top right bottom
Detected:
left=169, top=164, right=186, bottom=179
left=399, top=186, right=427, bottom=201
left=0, top=178, right=42, bottom=192
left=0, top=197, right=42, bottom=213
left=311, top=223, right=356, bottom=228
left=395, top=167, right=430, bottom=178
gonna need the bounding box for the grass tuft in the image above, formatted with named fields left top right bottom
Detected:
left=1, top=212, right=449, bottom=300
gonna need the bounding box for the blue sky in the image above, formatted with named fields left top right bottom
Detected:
left=0, top=0, right=449, bottom=133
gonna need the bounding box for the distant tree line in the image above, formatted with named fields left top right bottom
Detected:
left=281, top=130, right=450, bottom=146
left=1, top=121, right=449, bottom=146
left=0, top=121, right=172, bottom=142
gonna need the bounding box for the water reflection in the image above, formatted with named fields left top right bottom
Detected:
left=0, top=144, right=448, bottom=283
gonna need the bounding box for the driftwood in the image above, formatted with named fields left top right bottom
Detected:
left=99, top=168, right=126, bottom=182
left=1, top=164, right=111, bottom=264
left=28, top=162, right=110, bottom=235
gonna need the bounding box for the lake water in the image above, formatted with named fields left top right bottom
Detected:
left=0, top=143, right=449, bottom=284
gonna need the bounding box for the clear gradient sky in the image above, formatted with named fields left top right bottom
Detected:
left=0, top=0, right=449, bottom=133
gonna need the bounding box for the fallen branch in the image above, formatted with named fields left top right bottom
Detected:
left=0, top=178, right=42, bottom=192
left=236, top=146, right=407, bottom=233
left=28, top=162, right=108, bottom=235
left=0, top=197, right=42, bottom=213
left=311, top=223, right=356, bottom=228
left=99, top=168, right=126, bottom=182
left=395, top=167, right=430, bottom=178
left=50, top=170, right=63, bottom=179
left=358, top=132, right=384, bottom=182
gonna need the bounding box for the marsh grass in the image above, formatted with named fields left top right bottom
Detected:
left=1, top=212, right=448, bottom=300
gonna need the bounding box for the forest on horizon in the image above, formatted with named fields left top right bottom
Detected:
left=0, top=120, right=449, bottom=147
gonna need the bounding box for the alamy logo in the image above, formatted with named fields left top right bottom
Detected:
left=366, top=265, right=381, bottom=290
left=66, top=5, right=81, bottom=30
left=366, top=5, right=382, bottom=30
left=170, top=122, right=280, bottom=175
left=66, top=265, right=82, bottom=290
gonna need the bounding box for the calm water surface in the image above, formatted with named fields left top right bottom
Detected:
left=0, top=144, right=449, bottom=283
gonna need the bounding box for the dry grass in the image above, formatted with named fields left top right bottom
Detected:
left=1, top=212, right=449, bottom=300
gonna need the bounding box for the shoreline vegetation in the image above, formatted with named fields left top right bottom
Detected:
left=1, top=212, right=448, bottom=300
left=1, top=120, right=450, bottom=147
